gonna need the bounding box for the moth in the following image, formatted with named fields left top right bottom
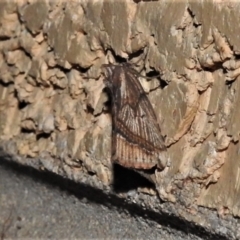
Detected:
left=103, top=63, right=168, bottom=171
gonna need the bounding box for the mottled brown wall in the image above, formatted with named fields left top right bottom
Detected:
left=1, top=0, right=240, bottom=217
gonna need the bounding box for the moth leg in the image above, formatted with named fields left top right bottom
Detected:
left=157, top=151, right=169, bottom=170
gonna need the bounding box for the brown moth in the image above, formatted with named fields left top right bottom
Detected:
left=103, top=63, right=168, bottom=170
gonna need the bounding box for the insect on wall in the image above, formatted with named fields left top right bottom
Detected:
left=102, top=63, right=170, bottom=190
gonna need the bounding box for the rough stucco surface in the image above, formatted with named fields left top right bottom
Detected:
left=1, top=0, right=240, bottom=238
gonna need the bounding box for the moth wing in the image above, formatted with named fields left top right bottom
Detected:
left=115, top=95, right=167, bottom=169
left=106, top=64, right=168, bottom=170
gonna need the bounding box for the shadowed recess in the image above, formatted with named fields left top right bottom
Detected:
left=112, top=163, right=155, bottom=192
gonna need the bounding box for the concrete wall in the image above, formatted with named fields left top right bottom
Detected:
left=1, top=0, right=240, bottom=233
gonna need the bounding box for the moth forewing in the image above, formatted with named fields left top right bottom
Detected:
left=103, top=63, right=167, bottom=171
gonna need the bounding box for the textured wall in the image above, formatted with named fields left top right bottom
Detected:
left=1, top=0, right=240, bottom=222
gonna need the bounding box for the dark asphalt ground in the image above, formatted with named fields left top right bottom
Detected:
left=0, top=160, right=208, bottom=239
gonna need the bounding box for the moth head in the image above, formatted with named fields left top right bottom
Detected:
left=102, top=64, right=115, bottom=87
left=102, top=64, right=116, bottom=77
left=102, top=64, right=117, bottom=99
